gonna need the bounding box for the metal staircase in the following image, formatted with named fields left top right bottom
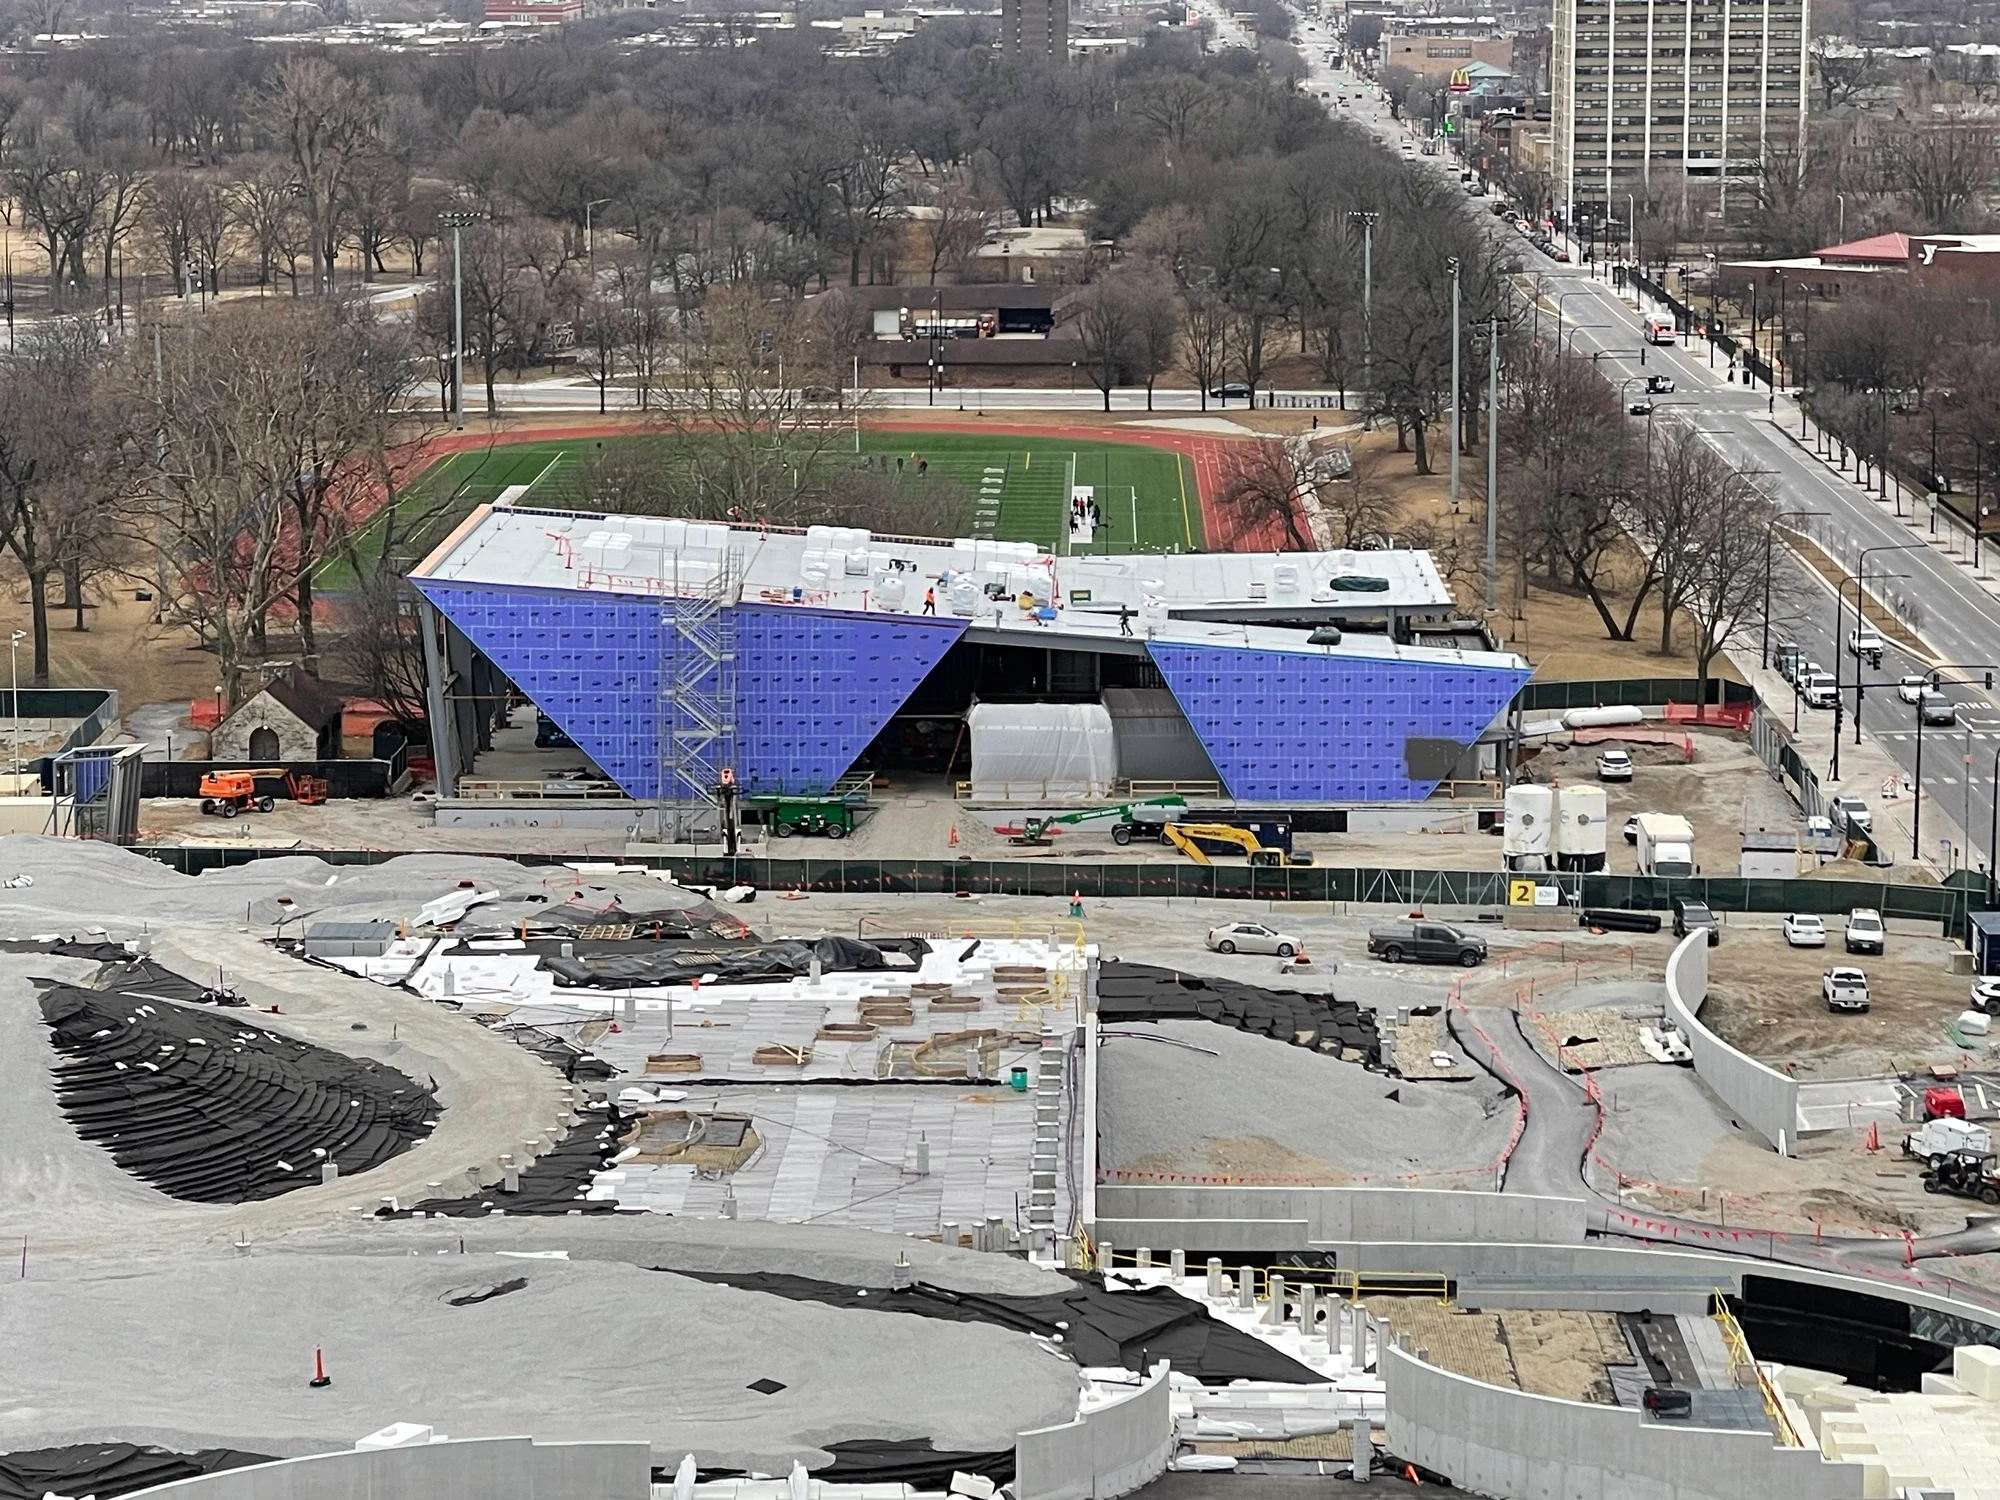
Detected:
left=656, top=547, right=740, bottom=843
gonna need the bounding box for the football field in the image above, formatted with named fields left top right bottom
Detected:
left=331, top=429, right=1203, bottom=587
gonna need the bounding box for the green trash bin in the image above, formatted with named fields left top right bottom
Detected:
left=1008, top=1066, right=1029, bottom=1092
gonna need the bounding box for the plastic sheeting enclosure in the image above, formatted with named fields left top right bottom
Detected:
left=967, top=703, right=1117, bottom=800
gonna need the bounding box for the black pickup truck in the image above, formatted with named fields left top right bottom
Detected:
left=1366, top=921, right=1488, bottom=968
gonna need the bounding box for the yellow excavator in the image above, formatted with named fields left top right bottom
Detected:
left=1162, top=822, right=1312, bottom=867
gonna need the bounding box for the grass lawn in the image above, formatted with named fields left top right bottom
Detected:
left=326, top=430, right=1201, bottom=588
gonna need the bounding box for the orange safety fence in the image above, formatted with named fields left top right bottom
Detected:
left=1666, top=701, right=1752, bottom=731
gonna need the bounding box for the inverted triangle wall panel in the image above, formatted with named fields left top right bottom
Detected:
left=414, top=583, right=967, bottom=798
left=1146, top=640, right=1529, bottom=802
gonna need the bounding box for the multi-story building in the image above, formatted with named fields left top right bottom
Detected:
left=1550, top=0, right=1809, bottom=227
left=1001, top=0, right=1067, bottom=57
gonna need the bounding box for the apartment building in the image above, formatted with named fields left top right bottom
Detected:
left=1001, top=0, right=1067, bottom=57
left=1550, top=0, right=1809, bottom=225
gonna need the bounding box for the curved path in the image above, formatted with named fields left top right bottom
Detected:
left=1456, top=996, right=2000, bottom=1315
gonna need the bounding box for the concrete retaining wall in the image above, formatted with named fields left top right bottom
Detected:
left=119, top=1438, right=651, bottom=1500
left=1092, top=1185, right=1587, bottom=1253
left=1665, top=931, right=1800, bottom=1155
left=1383, top=1343, right=1863, bottom=1500
left=1015, top=1363, right=1173, bottom=1500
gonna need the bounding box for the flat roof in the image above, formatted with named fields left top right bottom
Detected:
left=413, top=506, right=1520, bottom=671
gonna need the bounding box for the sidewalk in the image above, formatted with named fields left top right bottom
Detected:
left=1735, top=650, right=1972, bottom=879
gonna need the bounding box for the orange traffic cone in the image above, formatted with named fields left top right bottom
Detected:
left=1865, top=1122, right=1880, bottom=1153
left=1291, top=944, right=1313, bottom=968
left=948, top=825, right=959, bottom=848
left=309, top=1347, right=331, bottom=1389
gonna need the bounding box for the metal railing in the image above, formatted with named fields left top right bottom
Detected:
left=1712, top=1292, right=1803, bottom=1445
left=1093, top=1248, right=1450, bottom=1305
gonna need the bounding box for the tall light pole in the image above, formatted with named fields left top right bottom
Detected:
left=584, top=198, right=614, bottom=416
left=440, top=210, right=486, bottom=431
left=8, top=630, right=21, bottom=779
left=1448, top=256, right=1461, bottom=511
left=1348, top=210, right=1379, bottom=391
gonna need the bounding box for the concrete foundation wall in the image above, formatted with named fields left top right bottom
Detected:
left=118, top=1439, right=652, bottom=1500
left=1015, top=1363, right=1173, bottom=1500
left=1383, top=1343, right=1864, bottom=1500
left=1093, top=1186, right=1587, bottom=1251
left=1664, top=931, right=1800, bottom=1154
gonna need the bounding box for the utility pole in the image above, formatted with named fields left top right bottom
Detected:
left=1448, top=256, right=1462, bottom=511
left=1485, top=315, right=1499, bottom=613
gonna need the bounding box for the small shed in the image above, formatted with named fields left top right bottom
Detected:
left=213, top=668, right=344, bottom=763
left=1969, top=911, right=2000, bottom=976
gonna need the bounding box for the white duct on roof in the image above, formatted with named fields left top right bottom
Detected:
left=967, top=702, right=1117, bottom=800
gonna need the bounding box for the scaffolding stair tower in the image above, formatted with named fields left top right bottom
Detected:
left=656, top=547, right=740, bottom=843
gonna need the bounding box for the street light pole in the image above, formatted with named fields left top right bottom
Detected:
left=1762, top=510, right=1827, bottom=670
left=1834, top=543, right=1923, bottom=781
left=1486, top=315, right=1499, bottom=612
left=1348, top=211, right=1379, bottom=393
left=1448, top=256, right=1461, bottom=511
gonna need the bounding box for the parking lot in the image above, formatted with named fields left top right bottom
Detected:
left=1701, top=921, right=1979, bottom=1079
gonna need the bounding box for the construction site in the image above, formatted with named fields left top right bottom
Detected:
left=3, top=832, right=2000, bottom=1500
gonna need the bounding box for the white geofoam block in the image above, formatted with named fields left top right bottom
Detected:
left=1954, top=1344, right=2000, bottom=1400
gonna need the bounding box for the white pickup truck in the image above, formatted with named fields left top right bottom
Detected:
left=1847, top=627, right=1885, bottom=668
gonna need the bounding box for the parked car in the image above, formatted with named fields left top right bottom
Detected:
left=1799, top=672, right=1839, bottom=709
left=1366, top=920, right=1488, bottom=967
left=1596, top=748, right=1635, bottom=781
left=1805, top=815, right=1837, bottom=841
left=1622, top=815, right=1641, bottom=844
left=1672, top=899, right=1720, bottom=946
left=1206, top=921, right=1301, bottom=957
left=1970, top=976, right=2000, bottom=1014
left=1782, top=914, right=1826, bottom=947
left=1823, top=966, right=1871, bottom=1012
left=1828, top=795, right=1872, bottom=833
left=1773, top=643, right=1804, bottom=682
left=1898, top=675, right=1928, bottom=705
left=1920, top=690, right=1958, bottom=727
left=1844, top=908, right=1886, bottom=954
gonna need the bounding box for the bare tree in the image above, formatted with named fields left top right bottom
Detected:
left=258, top=56, right=374, bottom=293
left=1178, top=287, right=1229, bottom=412
left=1214, top=440, right=1312, bottom=550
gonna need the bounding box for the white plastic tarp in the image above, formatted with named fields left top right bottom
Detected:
left=967, top=702, right=1118, bottom=799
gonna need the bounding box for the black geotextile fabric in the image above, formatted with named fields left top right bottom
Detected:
left=380, top=1105, right=635, bottom=1217
left=91, top=958, right=248, bottom=1006
left=662, top=1270, right=1322, bottom=1384
left=486, top=1019, right=617, bottom=1082
left=1096, top=961, right=1380, bottom=1061
left=543, top=935, right=928, bottom=989
left=0, top=1444, right=276, bottom=1500
left=676, top=1438, right=1016, bottom=1488
left=463, top=896, right=752, bottom=943
left=38, top=986, right=440, bottom=1203
left=0, top=938, right=135, bottom=962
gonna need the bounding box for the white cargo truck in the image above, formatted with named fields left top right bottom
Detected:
left=1633, top=812, right=1696, bottom=878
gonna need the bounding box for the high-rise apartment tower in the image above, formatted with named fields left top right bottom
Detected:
left=1002, top=0, right=1068, bottom=59
left=1550, top=0, right=1809, bottom=226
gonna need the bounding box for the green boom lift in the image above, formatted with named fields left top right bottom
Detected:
left=1008, top=796, right=1188, bottom=847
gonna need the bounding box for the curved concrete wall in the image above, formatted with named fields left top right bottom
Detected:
left=1666, top=931, right=1800, bottom=1155
left=1383, top=1342, right=1863, bottom=1500
left=120, top=1439, right=650, bottom=1500
left=1015, top=1363, right=1173, bottom=1500
left=1091, top=1185, right=1586, bottom=1253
